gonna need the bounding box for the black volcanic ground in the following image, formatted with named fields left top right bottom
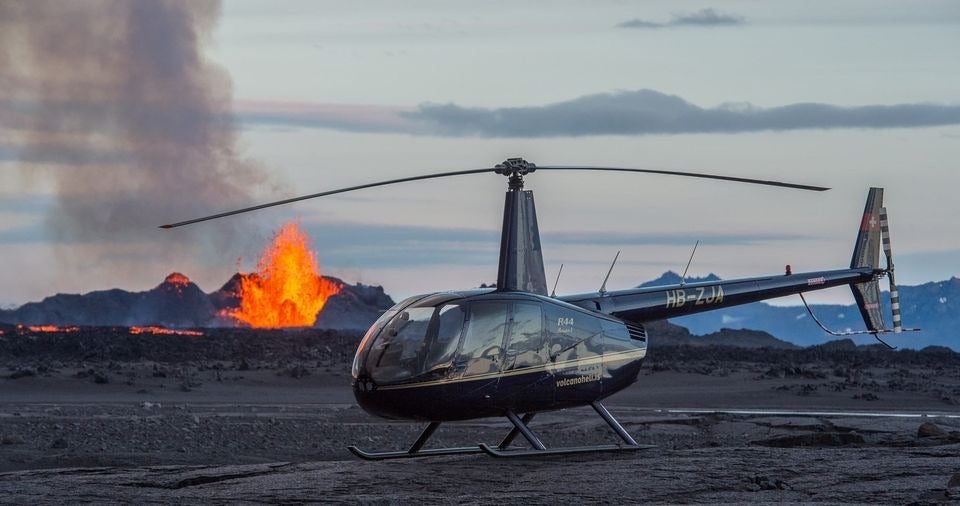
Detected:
left=1, top=324, right=959, bottom=503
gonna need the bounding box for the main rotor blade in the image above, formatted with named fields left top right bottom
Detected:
left=534, top=166, right=829, bottom=192
left=159, top=161, right=827, bottom=229
left=159, top=167, right=498, bottom=229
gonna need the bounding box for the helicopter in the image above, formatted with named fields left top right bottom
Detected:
left=161, top=158, right=916, bottom=460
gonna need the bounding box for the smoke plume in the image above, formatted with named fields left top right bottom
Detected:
left=0, top=1, right=273, bottom=282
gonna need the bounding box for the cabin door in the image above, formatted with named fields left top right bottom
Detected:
left=544, top=306, right=603, bottom=406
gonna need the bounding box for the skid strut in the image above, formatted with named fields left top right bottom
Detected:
left=497, top=412, right=537, bottom=449
left=347, top=421, right=483, bottom=460
left=348, top=402, right=654, bottom=460
left=479, top=402, right=654, bottom=458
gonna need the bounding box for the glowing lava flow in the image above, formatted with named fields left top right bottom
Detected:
left=228, top=221, right=341, bottom=328
left=17, top=324, right=80, bottom=333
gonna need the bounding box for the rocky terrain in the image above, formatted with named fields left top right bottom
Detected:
left=1, top=327, right=958, bottom=503
left=2, top=405, right=958, bottom=504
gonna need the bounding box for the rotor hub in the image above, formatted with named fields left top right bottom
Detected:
left=495, top=158, right=536, bottom=190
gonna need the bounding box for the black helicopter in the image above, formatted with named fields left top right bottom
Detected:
left=161, top=158, right=915, bottom=459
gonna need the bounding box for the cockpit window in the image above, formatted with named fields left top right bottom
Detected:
left=423, top=304, right=464, bottom=370
left=457, top=302, right=509, bottom=376
left=364, top=303, right=465, bottom=384
left=367, top=307, right=433, bottom=383
left=352, top=308, right=397, bottom=378
left=503, top=302, right=544, bottom=370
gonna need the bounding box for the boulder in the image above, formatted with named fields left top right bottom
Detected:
left=917, top=422, right=947, bottom=438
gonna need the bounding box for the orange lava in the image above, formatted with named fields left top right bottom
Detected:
left=228, top=221, right=341, bottom=328
left=18, top=324, right=80, bottom=333
left=129, top=326, right=203, bottom=336
left=165, top=272, right=191, bottom=286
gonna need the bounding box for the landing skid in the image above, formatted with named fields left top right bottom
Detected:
left=347, top=402, right=654, bottom=460
left=347, top=445, right=484, bottom=460
left=478, top=443, right=654, bottom=458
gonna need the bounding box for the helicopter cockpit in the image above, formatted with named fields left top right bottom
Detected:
left=351, top=289, right=632, bottom=390
left=352, top=291, right=563, bottom=386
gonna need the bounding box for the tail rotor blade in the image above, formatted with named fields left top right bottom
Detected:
left=879, top=207, right=903, bottom=333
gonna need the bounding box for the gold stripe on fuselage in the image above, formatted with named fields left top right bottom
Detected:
left=376, top=347, right=647, bottom=391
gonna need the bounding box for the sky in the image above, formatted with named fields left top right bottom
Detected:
left=1, top=0, right=958, bottom=308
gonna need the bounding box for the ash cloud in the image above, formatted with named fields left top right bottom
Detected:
left=618, top=8, right=746, bottom=29
left=0, top=1, right=274, bottom=279
left=405, top=89, right=960, bottom=137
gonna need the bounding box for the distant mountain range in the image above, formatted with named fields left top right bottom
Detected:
left=641, top=271, right=959, bottom=351
left=2, top=269, right=954, bottom=351
left=0, top=272, right=394, bottom=331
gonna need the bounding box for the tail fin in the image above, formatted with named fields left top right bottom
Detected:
left=851, top=187, right=883, bottom=270
left=850, top=188, right=885, bottom=332
left=803, top=187, right=917, bottom=341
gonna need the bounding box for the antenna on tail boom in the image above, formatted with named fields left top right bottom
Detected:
left=679, top=240, right=700, bottom=287
left=550, top=264, right=564, bottom=298
left=598, top=251, right=620, bottom=295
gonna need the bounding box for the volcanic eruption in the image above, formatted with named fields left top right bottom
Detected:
left=0, top=219, right=394, bottom=330
left=225, top=221, right=342, bottom=328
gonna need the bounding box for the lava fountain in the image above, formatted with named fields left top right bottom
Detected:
left=227, top=221, right=341, bottom=328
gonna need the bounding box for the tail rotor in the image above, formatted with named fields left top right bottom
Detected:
left=879, top=207, right=903, bottom=334
left=800, top=187, right=919, bottom=345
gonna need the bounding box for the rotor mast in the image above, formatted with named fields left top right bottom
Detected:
left=495, top=158, right=548, bottom=295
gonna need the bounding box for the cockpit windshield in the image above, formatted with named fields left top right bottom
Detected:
left=364, top=303, right=465, bottom=384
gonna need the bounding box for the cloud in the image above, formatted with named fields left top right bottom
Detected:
left=617, top=8, right=745, bottom=29
left=302, top=222, right=496, bottom=268
left=617, top=19, right=663, bottom=29
left=0, top=194, right=55, bottom=214
left=234, top=100, right=421, bottom=134
left=302, top=221, right=805, bottom=269
left=547, top=230, right=807, bottom=247
left=0, top=139, right=134, bottom=166
left=894, top=249, right=960, bottom=285
left=235, top=90, right=960, bottom=138
left=406, top=90, right=960, bottom=137
left=672, top=8, right=745, bottom=26
left=0, top=225, right=45, bottom=245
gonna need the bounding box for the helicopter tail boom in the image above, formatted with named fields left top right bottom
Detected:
left=561, top=267, right=877, bottom=324
left=560, top=187, right=917, bottom=339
